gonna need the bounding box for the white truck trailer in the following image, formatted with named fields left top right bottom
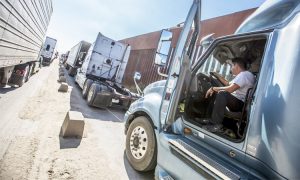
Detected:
left=0, top=0, right=53, bottom=87
left=65, top=41, right=91, bottom=76
left=75, top=32, right=138, bottom=109
left=41, top=36, right=57, bottom=66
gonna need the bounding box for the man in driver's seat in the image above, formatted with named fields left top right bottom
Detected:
left=203, top=57, right=255, bottom=133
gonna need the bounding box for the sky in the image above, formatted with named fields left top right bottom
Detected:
left=46, top=0, right=266, bottom=52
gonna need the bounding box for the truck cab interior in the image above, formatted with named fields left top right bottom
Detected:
left=182, top=36, right=267, bottom=142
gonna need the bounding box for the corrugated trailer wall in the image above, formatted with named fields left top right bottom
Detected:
left=0, top=0, right=53, bottom=68
left=122, top=49, right=167, bottom=90
left=120, top=8, right=255, bottom=91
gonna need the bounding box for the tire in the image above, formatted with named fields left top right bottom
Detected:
left=87, top=83, right=100, bottom=106
left=82, top=79, right=94, bottom=99
left=125, top=116, right=157, bottom=172
left=68, top=67, right=76, bottom=77
left=25, top=65, right=33, bottom=82
left=18, top=65, right=29, bottom=87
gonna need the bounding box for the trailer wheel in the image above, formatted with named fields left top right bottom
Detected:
left=68, top=67, right=77, bottom=77
left=87, top=83, right=100, bottom=106
left=125, top=116, right=157, bottom=172
left=25, top=64, right=33, bottom=82
left=82, top=79, right=94, bottom=99
left=18, top=65, right=29, bottom=87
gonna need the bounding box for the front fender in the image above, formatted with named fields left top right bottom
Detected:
left=124, top=92, right=162, bottom=134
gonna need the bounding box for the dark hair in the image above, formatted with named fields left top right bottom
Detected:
left=232, top=57, right=247, bottom=70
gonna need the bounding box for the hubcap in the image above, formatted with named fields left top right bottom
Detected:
left=129, top=126, right=148, bottom=160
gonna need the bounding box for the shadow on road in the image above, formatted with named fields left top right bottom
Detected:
left=123, top=151, right=154, bottom=180
left=0, top=86, right=17, bottom=94
left=59, top=137, right=82, bottom=149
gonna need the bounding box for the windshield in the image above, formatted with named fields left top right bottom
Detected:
left=236, top=0, right=300, bottom=33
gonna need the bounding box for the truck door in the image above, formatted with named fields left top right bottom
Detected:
left=157, top=1, right=201, bottom=126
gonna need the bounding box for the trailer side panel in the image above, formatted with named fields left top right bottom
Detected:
left=0, top=0, right=53, bottom=68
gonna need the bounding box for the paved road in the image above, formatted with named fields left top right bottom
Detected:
left=0, top=61, right=154, bottom=179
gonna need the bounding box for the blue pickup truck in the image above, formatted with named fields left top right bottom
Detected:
left=125, top=0, right=300, bottom=179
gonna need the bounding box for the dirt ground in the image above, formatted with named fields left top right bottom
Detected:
left=0, top=60, right=153, bottom=180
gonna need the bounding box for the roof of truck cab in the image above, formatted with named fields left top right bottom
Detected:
left=236, top=0, right=300, bottom=34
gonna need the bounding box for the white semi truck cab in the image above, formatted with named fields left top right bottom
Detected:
left=41, top=37, right=57, bottom=66
left=124, top=0, right=300, bottom=179
left=75, top=33, right=139, bottom=109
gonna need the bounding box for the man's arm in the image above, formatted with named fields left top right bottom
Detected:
left=205, top=83, right=240, bottom=98
left=211, top=72, right=229, bottom=86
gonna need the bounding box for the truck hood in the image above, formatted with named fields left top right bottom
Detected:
left=236, top=0, right=300, bottom=34
left=143, top=80, right=166, bottom=96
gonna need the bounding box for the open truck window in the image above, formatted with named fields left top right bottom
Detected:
left=181, top=35, right=267, bottom=142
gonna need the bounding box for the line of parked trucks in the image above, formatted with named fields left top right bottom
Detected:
left=63, top=32, right=139, bottom=109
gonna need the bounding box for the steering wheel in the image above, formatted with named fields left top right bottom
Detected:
left=209, top=72, right=226, bottom=86
left=196, top=73, right=212, bottom=95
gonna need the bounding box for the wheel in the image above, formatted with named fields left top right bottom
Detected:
left=87, top=83, right=100, bottom=106
left=125, top=116, right=157, bottom=172
left=68, top=67, right=77, bottom=76
left=18, top=65, right=29, bottom=87
left=38, top=57, right=43, bottom=68
left=82, top=79, right=94, bottom=99
left=25, top=65, right=33, bottom=82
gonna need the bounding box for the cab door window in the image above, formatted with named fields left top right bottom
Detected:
left=183, top=36, right=267, bottom=142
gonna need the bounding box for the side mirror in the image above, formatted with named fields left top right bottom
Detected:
left=154, top=30, right=173, bottom=66
left=200, top=33, right=215, bottom=55
left=133, top=72, right=143, bottom=96
left=134, top=72, right=141, bottom=81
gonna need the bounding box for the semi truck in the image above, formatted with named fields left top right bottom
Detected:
left=75, top=32, right=139, bottom=109
left=65, top=41, right=91, bottom=76
left=41, top=36, right=57, bottom=66
left=0, top=0, right=53, bottom=87
left=124, top=0, right=300, bottom=179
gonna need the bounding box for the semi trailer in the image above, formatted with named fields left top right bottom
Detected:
left=65, top=41, right=91, bottom=76
left=41, top=36, right=57, bottom=66
left=0, top=0, right=53, bottom=87
left=75, top=32, right=139, bottom=109
left=124, top=0, right=300, bottom=179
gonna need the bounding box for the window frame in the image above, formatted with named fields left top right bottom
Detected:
left=182, top=30, right=272, bottom=153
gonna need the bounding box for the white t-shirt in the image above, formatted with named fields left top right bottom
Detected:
left=230, top=71, right=255, bottom=102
